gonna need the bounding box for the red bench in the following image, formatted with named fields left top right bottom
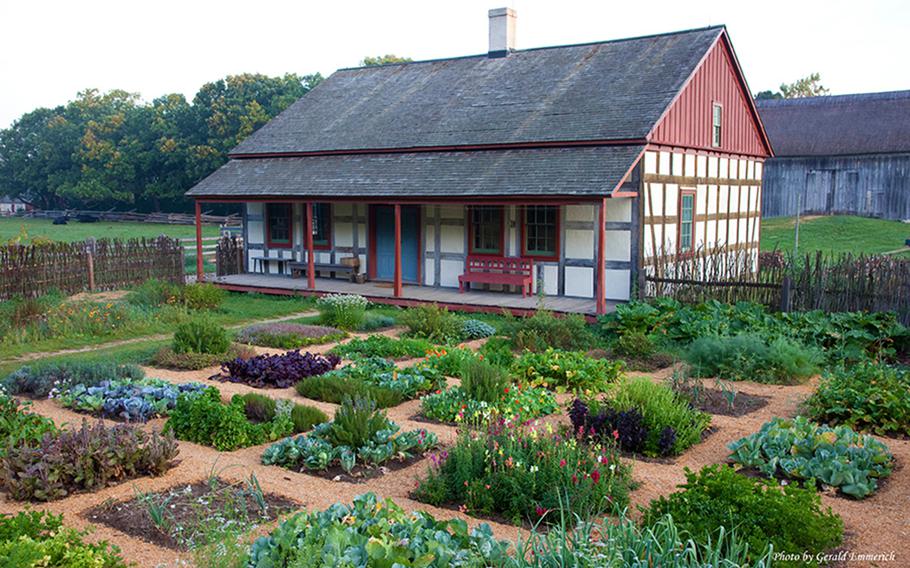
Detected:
left=458, top=256, right=534, bottom=297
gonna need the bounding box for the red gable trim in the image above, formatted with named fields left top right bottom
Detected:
left=646, top=30, right=773, bottom=157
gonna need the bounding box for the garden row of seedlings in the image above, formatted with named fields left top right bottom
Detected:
left=0, top=290, right=907, bottom=567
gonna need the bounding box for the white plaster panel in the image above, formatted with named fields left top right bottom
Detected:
left=542, top=265, right=558, bottom=295
left=708, top=157, right=718, bottom=178
left=696, top=185, right=708, bottom=214
left=646, top=184, right=662, bottom=216
left=644, top=151, right=658, bottom=174
left=334, top=222, right=354, bottom=247
left=604, top=230, right=631, bottom=261
left=358, top=224, right=366, bottom=248
left=440, top=259, right=462, bottom=288
left=730, top=159, right=740, bottom=179
left=425, top=225, right=435, bottom=253
left=684, top=154, right=696, bottom=177
left=672, top=153, right=684, bottom=176
left=664, top=184, right=679, bottom=216
left=604, top=269, right=631, bottom=301
left=755, top=162, right=763, bottom=180
left=718, top=185, right=729, bottom=214
left=717, top=219, right=728, bottom=246
left=566, top=204, right=595, bottom=223
left=606, top=198, right=632, bottom=222
left=706, top=217, right=717, bottom=245
left=707, top=185, right=718, bottom=214
left=248, top=222, right=265, bottom=245
left=738, top=218, right=748, bottom=243
left=317, top=252, right=331, bottom=263
left=424, top=259, right=434, bottom=286
left=663, top=222, right=678, bottom=253
left=564, top=266, right=594, bottom=298
left=566, top=229, right=594, bottom=259
left=658, top=151, right=671, bottom=175
left=695, top=219, right=706, bottom=249
left=696, top=155, right=707, bottom=178
left=719, top=158, right=729, bottom=179
left=440, top=225, right=464, bottom=254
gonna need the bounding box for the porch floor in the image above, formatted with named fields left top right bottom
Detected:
left=212, top=274, right=609, bottom=316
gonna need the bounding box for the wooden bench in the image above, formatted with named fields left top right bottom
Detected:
left=288, top=257, right=363, bottom=283
left=458, top=256, right=534, bottom=297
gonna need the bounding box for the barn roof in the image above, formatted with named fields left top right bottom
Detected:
left=189, top=25, right=735, bottom=199
left=756, top=91, right=910, bottom=157
left=229, top=26, right=724, bottom=156
left=186, top=145, right=645, bottom=199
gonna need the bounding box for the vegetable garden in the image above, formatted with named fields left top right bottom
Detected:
left=0, top=284, right=908, bottom=567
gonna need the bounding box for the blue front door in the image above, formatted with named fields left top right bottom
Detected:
left=374, top=205, right=419, bottom=282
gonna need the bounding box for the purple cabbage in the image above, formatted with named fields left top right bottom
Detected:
left=218, top=350, right=341, bottom=388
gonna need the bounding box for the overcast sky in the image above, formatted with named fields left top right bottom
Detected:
left=1, top=0, right=908, bottom=128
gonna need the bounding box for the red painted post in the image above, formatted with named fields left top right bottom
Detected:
left=194, top=200, right=204, bottom=282
left=394, top=204, right=402, bottom=298
left=305, top=202, right=315, bottom=290
left=596, top=198, right=606, bottom=315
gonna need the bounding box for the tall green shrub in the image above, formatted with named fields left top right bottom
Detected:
left=641, top=465, right=843, bottom=568
left=172, top=318, right=230, bottom=355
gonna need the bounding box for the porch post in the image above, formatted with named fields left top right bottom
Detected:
left=305, top=202, right=315, bottom=290
left=194, top=200, right=204, bottom=282
left=596, top=197, right=607, bottom=315
left=394, top=204, right=402, bottom=297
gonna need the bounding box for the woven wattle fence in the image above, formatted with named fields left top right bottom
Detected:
left=0, top=237, right=184, bottom=299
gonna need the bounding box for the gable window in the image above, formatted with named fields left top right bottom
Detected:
left=266, top=203, right=293, bottom=248
left=312, top=203, right=331, bottom=249
left=712, top=103, right=722, bottom=147
left=522, top=205, right=559, bottom=259
left=469, top=206, right=504, bottom=255
left=679, top=189, right=696, bottom=253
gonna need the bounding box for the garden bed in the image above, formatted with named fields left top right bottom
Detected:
left=687, top=387, right=769, bottom=417
left=85, top=478, right=299, bottom=551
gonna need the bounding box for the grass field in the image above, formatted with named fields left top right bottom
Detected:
left=0, top=217, right=221, bottom=243
left=761, top=215, right=910, bottom=258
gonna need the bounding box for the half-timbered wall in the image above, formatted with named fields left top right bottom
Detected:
left=243, top=201, right=638, bottom=301
left=244, top=203, right=368, bottom=275
left=641, top=148, right=763, bottom=270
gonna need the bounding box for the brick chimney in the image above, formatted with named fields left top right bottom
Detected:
left=488, top=7, right=516, bottom=57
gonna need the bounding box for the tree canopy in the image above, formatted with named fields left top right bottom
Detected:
left=755, top=73, right=830, bottom=100
left=0, top=72, right=322, bottom=212
left=359, top=54, right=413, bottom=66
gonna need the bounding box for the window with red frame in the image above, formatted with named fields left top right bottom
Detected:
left=523, top=205, right=558, bottom=259
left=679, top=190, right=696, bottom=253
left=266, top=203, right=293, bottom=248
left=312, top=203, right=331, bottom=248
left=469, top=206, right=504, bottom=255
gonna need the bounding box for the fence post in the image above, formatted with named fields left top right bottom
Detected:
left=85, top=237, right=96, bottom=292
left=780, top=275, right=791, bottom=312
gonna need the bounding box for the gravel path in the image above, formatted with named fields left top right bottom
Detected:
left=1, top=338, right=906, bottom=567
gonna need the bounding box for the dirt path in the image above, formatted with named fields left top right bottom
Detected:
left=2, top=343, right=907, bottom=567
left=3, top=310, right=320, bottom=364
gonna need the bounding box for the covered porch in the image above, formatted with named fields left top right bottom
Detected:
left=210, top=273, right=606, bottom=316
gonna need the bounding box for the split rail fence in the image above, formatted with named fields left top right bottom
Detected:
left=0, top=237, right=184, bottom=299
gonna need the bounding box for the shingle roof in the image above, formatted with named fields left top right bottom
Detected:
left=230, top=26, right=724, bottom=155
left=756, top=91, right=910, bottom=156
left=185, top=145, right=645, bottom=198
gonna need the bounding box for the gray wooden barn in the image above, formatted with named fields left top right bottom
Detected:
left=757, top=90, right=910, bottom=220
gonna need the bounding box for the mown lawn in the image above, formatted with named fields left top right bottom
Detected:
left=0, top=292, right=317, bottom=360
left=761, top=215, right=910, bottom=258
left=0, top=217, right=221, bottom=243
